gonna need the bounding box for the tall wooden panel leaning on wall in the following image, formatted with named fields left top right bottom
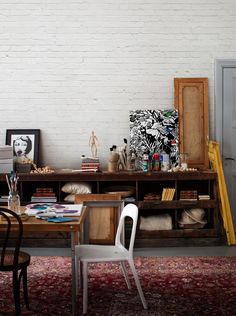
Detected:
left=174, top=78, right=209, bottom=169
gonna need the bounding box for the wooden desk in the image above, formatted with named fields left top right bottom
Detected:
left=0, top=206, right=88, bottom=316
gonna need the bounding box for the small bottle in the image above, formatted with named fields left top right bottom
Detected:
left=128, top=153, right=136, bottom=171
left=152, top=153, right=160, bottom=171
left=142, top=153, right=149, bottom=172
left=8, top=191, right=21, bottom=215
left=148, top=152, right=153, bottom=171
left=160, top=153, right=170, bottom=171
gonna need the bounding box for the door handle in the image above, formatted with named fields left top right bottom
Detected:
left=224, top=157, right=235, bottom=161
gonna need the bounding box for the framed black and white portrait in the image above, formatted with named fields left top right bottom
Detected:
left=6, top=129, right=40, bottom=165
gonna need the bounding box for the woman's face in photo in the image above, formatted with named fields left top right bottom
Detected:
left=14, top=137, right=28, bottom=157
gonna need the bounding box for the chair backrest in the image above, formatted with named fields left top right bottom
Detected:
left=115, top=203, right=138, bottom=254
left=0, top=208, right=23, bottom=268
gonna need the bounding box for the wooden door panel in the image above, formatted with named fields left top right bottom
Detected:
left=174, top=78, right=209, bottom=169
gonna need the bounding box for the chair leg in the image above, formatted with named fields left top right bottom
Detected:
left=75, top=260, right=83, bottom=295
left=120, top=261, right=131, bottom=289
left=75, top=258, right=83, bottom=295
left=13, top=270, right=21, bottom=316
left=22, top=268, right=30, bottom=309
left=82, top=262, right=88, bottom=314
left=128, top=259, right=148, bottom=310
left=75, top=257, right=78, bottom=295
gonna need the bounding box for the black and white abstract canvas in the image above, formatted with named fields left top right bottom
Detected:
left=129, top=109, right=179, bottom=169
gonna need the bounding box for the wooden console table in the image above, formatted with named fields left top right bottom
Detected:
left=0, top=171, right=225, bottom=247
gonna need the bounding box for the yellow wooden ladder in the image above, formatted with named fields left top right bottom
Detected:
left=208, top=140, right=236, bottom=245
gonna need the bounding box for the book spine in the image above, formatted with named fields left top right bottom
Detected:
left=36, top=188, right=54, bottom=192
left=31, top=198, right=57, bottom=202
left=32, top=193, right=56, bottom=197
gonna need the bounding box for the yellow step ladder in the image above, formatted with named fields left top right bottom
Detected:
left=208, top=141, right=236, bottom=245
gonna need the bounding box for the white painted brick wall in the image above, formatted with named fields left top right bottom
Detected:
left=0, top=0, right=236, bottom=169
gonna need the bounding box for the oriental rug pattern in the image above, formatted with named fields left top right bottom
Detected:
left=0, top=256, right=236, bottom=316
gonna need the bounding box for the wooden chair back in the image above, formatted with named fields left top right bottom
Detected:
left=0, top=208, right=31, bottom=315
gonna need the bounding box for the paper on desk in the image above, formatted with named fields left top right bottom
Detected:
left=25, top=208, right=43, bottom=216
left=25, top=204, right=83, bottom=216
left=25, top=203, right=64, bottom=216
left=57, top=204, right=83, bottom=216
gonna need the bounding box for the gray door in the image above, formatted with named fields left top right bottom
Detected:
left=215, top=60, right=236, bottom=222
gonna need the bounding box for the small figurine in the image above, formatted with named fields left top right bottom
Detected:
left=117, top=138, right=128, bottom=170
left=89, top=131, right=99, bottom=158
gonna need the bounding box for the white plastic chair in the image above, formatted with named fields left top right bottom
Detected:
left=75, top=203, right=148, bottom=314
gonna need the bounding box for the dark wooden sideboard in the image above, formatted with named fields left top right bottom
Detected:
left=0, top=171, right=226, bottom=247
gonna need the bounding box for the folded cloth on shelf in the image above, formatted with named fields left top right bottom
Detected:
left=62, top=182, right=92, bottom=202
left=61, top=182, right=92, bottom=194
left=178, top=208, right=207, bottom=225
left=139, top=214, right=172, bottom=231
left=64, top=194, right=76, bottom=202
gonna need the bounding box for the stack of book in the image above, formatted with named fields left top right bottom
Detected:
left=161, top=188, right=175, bottom=201
left=31, top=187, right=57, bottom=203
left=198, top=194, right=210, bottom=200
left=143, top=193, right=161, bottom=200
left=179, top=190, right=198, bottom=201
left=81, top=156, right=100, bottom=172
left=0, top=195, right=8, bottom=203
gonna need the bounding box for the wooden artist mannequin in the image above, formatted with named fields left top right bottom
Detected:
left=89, top=131, right=98, bottom=158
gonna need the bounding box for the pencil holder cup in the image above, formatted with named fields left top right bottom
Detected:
left=8, top=191, right=21, bottom=215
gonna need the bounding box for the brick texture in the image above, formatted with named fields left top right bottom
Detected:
left=0, top=0, right=236, bottom=168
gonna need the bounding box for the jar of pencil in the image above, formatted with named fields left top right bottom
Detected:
left=6, top=171, right=21, bottom=215
left=8, top=191, right=21, bottom=214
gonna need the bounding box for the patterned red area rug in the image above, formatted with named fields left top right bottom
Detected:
left=0, top=256, right=236, bottom=316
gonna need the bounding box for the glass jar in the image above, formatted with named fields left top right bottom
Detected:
left=8, top=191, right=21, bottom=214
left=179, top=153, right=189, bottom=170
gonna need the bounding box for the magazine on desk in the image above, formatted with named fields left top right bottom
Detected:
left=25, top=203, right=83, bottom=217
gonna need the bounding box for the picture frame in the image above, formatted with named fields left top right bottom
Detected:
left=174, top=78, right=209, bottom=169
left=6, top=129, right=40, bottom=165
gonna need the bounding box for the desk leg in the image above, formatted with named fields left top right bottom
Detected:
left=71, top=231, right=78, bottom=316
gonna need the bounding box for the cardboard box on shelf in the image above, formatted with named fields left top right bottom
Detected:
left=0, top=159, right=13, bottom=173
left=0, top=146, right=13, bottom=159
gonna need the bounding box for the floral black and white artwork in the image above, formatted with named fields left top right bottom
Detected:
left=130, top=109, right=179, bottom=168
